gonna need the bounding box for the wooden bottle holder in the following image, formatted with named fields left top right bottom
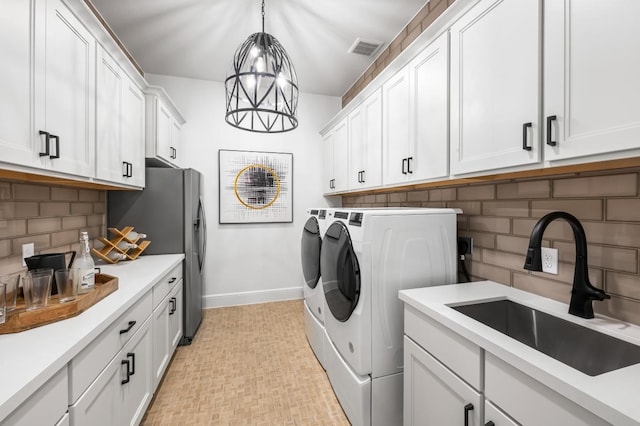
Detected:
left=91, top=226, right=151, bottom=264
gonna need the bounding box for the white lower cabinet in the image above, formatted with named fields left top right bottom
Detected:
left=69, top=317, right=153, bottom=426
left=404, top=336, right=482, bottom=426
left=152, top=264, right=184, bottom=389
left=2, top=367, right=68, bottom=426
left=403, top=304, right=609, bottom=426
left=168, top=281, right=184, bottom=352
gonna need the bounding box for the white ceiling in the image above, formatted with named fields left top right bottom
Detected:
left=90, top=0, right=428, bottom=97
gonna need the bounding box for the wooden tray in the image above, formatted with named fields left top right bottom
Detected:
left=0, top=274, right=119, bottom=334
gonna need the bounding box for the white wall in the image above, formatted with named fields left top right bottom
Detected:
left=146, top=74, right=341, bottom=307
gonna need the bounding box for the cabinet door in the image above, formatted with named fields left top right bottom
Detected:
left=544, top=0, right=640, bottom=161
left=152, top=296, right=171, bottom=390
left=169, top=282, right=184, bottom=352
left=38, top=0, right=95, bottom=177
left=382, top=67, right=411, bottom=185
left=69, top=351, right=123, bottom=426
left=122, top=79, right=145, bottom=187
left=322, top=131, right=334, bottom=193
left=404, top=337, right=482, bottom=426
left=409, top=32, right=449, bottom=182
left=95, top=46, right=124, bottom=183
left=121, top=318, right=153, bottom=426
left=332, top=119, right=349, bottom=192
left=170, top=118, right=181, bottom=166
left=156, top=99, right=173, bottom=163
left=349, top=89, right=382, bottom=190
left=0, top=0, right=37, bottom=168
left=450, top=0, right=541, bottom=175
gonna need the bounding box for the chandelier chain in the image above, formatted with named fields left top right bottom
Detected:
left=261, top=0, right=265, bottom=33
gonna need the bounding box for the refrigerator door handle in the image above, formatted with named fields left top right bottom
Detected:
left=197, top=197, right=207, bottom=272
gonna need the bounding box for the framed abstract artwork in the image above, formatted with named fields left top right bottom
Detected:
left=218, top=149, right=293, bottom=224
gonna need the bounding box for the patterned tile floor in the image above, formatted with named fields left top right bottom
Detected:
left=142, top=299, right=349, bottom=425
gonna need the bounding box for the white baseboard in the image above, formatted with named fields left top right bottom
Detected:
left=203, top=286, right=303, bottom=309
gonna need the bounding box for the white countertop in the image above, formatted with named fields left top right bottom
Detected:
left=399, top=281, right=640, bottom=426
left=0, top=254, right=184, bottom=421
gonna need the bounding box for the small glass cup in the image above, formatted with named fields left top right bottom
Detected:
left=54, top=269, right=77, bottom=303
left=23, top=268, right=53, bottom=311
left=0, top=273, right=19, bottom=312
left=0, top=283, right=6, bottom=325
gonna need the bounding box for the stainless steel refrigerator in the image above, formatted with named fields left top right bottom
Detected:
left=107, top=167, right=206, bottom=345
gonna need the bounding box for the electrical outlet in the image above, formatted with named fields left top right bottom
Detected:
left=22, top=243, right=34, bottom=266
left=458, top=236, right=473, bottom=255
left=541, top=247, right=558, bottom=275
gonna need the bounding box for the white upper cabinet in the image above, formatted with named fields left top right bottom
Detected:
left=322, top=118, right=349, bottom=194
left=450, top=0, right=541, bottom=175
left=0, top=0, right=36, bottom=168
left=35, top=0, right=96, bottom=177
left=348, top=88, right=382, bottom=190
left=383, top=32, right=449, bottom=186
left=95, top=46, right=145, bottom=187
left=408, top=31, right=449, bottom=182
left=122, top=79, right=145, bottom=187
left=544, top=0, right=640, bottom=162
left=145, top=87, right=185, bottom=168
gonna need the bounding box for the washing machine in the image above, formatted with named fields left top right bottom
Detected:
left=320, top=208, right=459, bottom=425
left=301, top=208, right=331, bottom=368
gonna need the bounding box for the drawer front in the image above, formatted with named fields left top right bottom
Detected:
left=3, top=366, right=68, bottom=426
left=152, top=263, right=183, bottom=309
left=485, top=353, right=609, bottom=426
left=69, top=291, right=152, bottom=403
left=404, top=305, right=482, bottom=391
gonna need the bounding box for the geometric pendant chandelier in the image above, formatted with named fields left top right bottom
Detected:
left=225, top=0, right=299, bottom=133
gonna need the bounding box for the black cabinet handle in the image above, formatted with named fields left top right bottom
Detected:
left=168, top=277, right=177, bottom=283
left=485, top=422, right=495, bottom=426
left=121, top=359, right=130, bottom=384
left=360, top=170, right=365, bottom=183
left=122, top=161, right=129, bottom=177
left=522, top=122, right=532, bottom=151
left=546, top=115, right=557, bottom=146
left=39, top=131, right=50, bottom=157
left=402, top=158, right=407, bottom=175
left=169, top=297, right=177, bottom=315
left=407, top=157, right=413, bottom=174
left=126, top=162, right=133, bottom=177
left=329, top=179, right=335, bottom=189
left=464, top=403, right=474, bottom=426
left=50, top=134, right=60, bottom=159
left=127, top=352, right=135, bottom=376
left=119, top=320, right=136, bottom=334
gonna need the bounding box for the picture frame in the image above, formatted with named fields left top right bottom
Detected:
left=218, top=149, right=293, bottom=224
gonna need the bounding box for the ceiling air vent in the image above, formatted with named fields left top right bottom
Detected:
left=348, top=38, right=384, bottom=57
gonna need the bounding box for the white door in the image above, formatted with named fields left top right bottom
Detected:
left=332, top=119, right=349, bottom=193
left=95, top=46, right=123, bottom=183
left=156, top=99, right=173, bottom=164
left=152, top=299, right=170, bottom=389
left=322, top=131, right=334, bottom=193
left=544, top=0, right=640, bottom=161
left=409, top=32, right=449, bottom=182
left=382, top=67, right=411, bottom=185
left=38, top=0, right=95, bottom=177
left=170, top=118, right=181, bottom=166
left=122, top=79, right=145, bottom=187
left=404, top=337, right=482, bottom=426
left=450, top=0, right=541, bottom=175
left=348, top=101, right=366, bottom=189
left=0, top=0, right=37, bottom=167
left=169, top=283, right=183, bottom=351
left=121, top=319, right=153, bottom=426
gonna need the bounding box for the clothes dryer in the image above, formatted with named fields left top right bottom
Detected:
left=320, top=208, right=459, bottom=425
left=301, top=208, right=330, bottom=368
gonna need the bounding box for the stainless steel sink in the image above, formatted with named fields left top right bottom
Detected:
left=452, top=299, right=640, bottom=376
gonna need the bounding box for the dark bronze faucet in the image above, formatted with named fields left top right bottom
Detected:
left=523, top=211, right=610, bottom=319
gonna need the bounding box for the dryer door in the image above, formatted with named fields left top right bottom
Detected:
left=301, top=217, right=322, bottom=289
left=321, top=221, right=361, bottom=322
